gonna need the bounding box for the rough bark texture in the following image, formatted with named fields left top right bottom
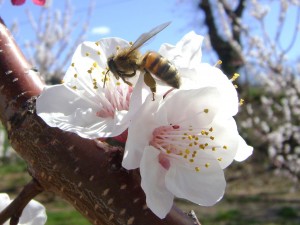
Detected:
left=0, top=18, right=195, bottom=225
left=199, top=0, right=245, bottom=76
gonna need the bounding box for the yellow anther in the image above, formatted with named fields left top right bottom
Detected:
left=116, top=46, right=120, bottom=50
left=212, top=147, right=216, bottom=151
left=189, top=159, right=194, bottom=163
left=95, top=41, right=100, bottom=46
left=234, top=84, right=238, bottom=89
left=166, top=150, right=171, bottom=154
left=185, top=149, right=190, bottom=154
left=184, top=155, right=188, bottom=159
left=205, top=163, right=210, bottom=168
left=87, top=69, right=92, bottom=74
left=116, top=81, right=121, bottom=86
left=204, top=109, right=209, bottom=113
left=93, top=62, right=98, bottom=68
left=231, top=73, right=240, bottom=81
left=214, top=60, right=222, bottom=67
left=217, top=158, right=222, bottom=161
left=71, top=63, right=75, bottom=67
left=210, top=136, right=215, bottom=140
left=223, top=145, right=228, bottom=150
left=195, top=167, right=200, bottom=172
left=209, top=127, right=213, bottom=132
left=129, top=41, right=133, bottom=45
left=189, top=143, right=193, bottom=147
left=97, top=51, right=101, bottom=55
left=72, top=85, right=77, bottom=90
left=85, top=52, right=90, bottom=56
left=188, top=135, right=193, bottom=140
left=239, top=99, right=244, bottom=105
left=205, top=143, right=208, bottom=146
left=182, top=137, right=186, bottom=140
left=74, top=73, right=78, bottom=78
left=195, top=137, right=199, bottom=141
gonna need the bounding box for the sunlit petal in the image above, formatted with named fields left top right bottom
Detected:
left=140, top=146, right=174, bottom=219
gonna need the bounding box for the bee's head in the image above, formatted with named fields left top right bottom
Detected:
left=107, top=56, right=119, bottom=79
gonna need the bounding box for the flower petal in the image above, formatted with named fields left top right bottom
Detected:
left=140, top=146, right=174, bottom=219
left=165, top=154, right=226, bottom=206
left=122, top=96, right=163, bottom=169
left=19, top=199, right=47, bottom=225
left=36, top=84, right=117, bottom=138
left=180, top=64, right=239, bottom=117
left=204, top=116, right=240, bottom=169
left=161, top=87, right=221, bottom=127
left=234, top=136, right=253, bottom=162
left=0, top=193, right=11, bottom=211
left=159, top=31, right=203, bottom=69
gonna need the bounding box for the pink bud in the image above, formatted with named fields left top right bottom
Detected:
left=11, top=0, right=26, bottom=5
left=32, top=0, right=46, bottom=5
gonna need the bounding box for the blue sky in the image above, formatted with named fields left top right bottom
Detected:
left=0, top=0, right=194, bottom=51
left=0, top=0, right=299, bottom=63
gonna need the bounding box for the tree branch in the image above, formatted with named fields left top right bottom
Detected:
left=199, top=0, right=245, bottom=76
left=0, top=17, right=195, bottom=225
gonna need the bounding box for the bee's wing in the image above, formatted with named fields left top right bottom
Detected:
left=127, top=21, right=171, bottom=54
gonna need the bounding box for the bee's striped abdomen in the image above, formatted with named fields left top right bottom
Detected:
left=143, top=51, right=181, bottom=88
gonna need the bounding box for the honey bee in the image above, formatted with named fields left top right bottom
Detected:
left=106, top=22, right=181, bottom=100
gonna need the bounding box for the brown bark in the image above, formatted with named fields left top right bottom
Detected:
left=199, top=0, right=245, bottom=76
left=0, top=18, right=195, bottom=225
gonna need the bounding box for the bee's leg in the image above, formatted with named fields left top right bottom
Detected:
left=120, top=76, right=133, bottom=86
left=144, top=70, right=156, bottom=101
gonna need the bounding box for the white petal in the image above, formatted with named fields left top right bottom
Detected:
left=19, top=199, right=47, bottom=225
left=159, top=31, right=204, bottom=68
left=234, top=136, right=253, bottom=162
left=206, top=116, right=240, bottom=169
left=0, top=193, right=11, bottom=211
left=36, top=85, right=118, bottom=138
left=165, top=154, right=226, bottom=206
left=140, top=146, right=174, bottom=219
left=160, top=87, right=221, bottom=127
left=181, top=64, right=239, bottom=117
left=122, top=96, right=162, bottom=169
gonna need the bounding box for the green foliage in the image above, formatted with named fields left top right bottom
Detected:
left=46, top=209, right=90, bottom=225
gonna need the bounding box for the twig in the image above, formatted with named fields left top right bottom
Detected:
left=0, top=179, right=44, bottom=225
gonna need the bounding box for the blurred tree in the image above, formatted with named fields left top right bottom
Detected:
left=194, top=0, right=300, bottom=179
left=21, top=0, right=93, bottom=84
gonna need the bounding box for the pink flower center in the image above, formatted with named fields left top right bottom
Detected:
left=150, top=124, right=228, bottom=172
left=96, top=85, right=133, bottom=118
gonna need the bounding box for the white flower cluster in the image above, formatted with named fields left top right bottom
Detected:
left=36, top=31, right=253, bottom=218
